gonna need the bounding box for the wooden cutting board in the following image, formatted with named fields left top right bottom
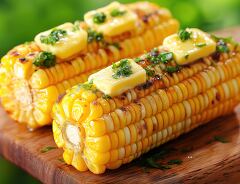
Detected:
left=0, top=27, right=240, bottom=184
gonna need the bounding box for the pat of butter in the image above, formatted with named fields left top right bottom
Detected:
left=89, top=59, right=146, bottom=97
left=35, top=23, right=87, bottom=60
left=163, top=28, right=216, bottom=65
left=84, top=2, right=138, bottom=37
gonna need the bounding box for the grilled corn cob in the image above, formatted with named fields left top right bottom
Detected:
left=0, top=1, right=179, bottom=129
left=52, top=28, right=240, bottom=174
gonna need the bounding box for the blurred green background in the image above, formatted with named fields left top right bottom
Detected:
left=0, top=0, right=239, bottom=183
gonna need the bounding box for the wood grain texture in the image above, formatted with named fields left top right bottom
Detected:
left=0, top=27, right=240, bottom=184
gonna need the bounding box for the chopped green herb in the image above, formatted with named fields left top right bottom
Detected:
left=134, top=57, right=143, bottom=63
left=58, top=158, right=65, bottom=163
left=216, top=40, right=230, bottom=53
left=72, top=21, right=80, bottom=32
left=167, top=159, right=182, bottom=165
left=79, top=80, right=93, bottom=90
left=211, top=35, right=232, bottom=53
left=184, top=54, right=189, bottom=59
left=211, top=35, right=234, bottom=44
left=40, top=29, right=67, bottom=45
left=146, top=158, right=171, bottom=170
left=147, top=50, right=173, bottom=65
left=178, top=29, right=192, bottom=41
left=145, top=67, right=155, bottom=77
left=33, top=51, right=56, bottom=68
left=41, top=146, right=57, bottom=153
left=102, top=94, right=112, bottom=100
left=93, top=12, right=106, bottom=24
left=165, top=65, right=180, bottom=73
left=87, top=29, right=104, bottom=43
left=214, top=136, right=229, bottom=143
left=111, top=42, right=121, bottom=49
left=196, top=43, right=207, bottom=47
left=159, top=52, right=173, bottom=63
left=112, top=59, right=133, bottom=79
left=110, top=9, right=126, bottom=17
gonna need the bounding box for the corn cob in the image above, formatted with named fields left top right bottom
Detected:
left=52, top=29, right=240, bottom=174
left=0, top=2, right=179, bottom=129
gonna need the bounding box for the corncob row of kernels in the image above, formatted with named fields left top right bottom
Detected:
left=59, top=51, right=240, bottom=124
left=53, top=90, right=239, bottom=173
left=85, top=2, right=171, bottom=52
left=52, top=45, right=240, bottom=174
left=0, top=3, right=179, bottom=129
left=105, top=96, right=238, bottom=170
left=29, top=19, right=178, bottom=90
left=78, top=76, right=240, bottom=160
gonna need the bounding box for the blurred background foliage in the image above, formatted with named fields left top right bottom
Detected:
left=0, top=0, right=239, bottom=183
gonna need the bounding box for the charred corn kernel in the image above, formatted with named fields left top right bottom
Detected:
left=0, top=2, right=178, bottom=129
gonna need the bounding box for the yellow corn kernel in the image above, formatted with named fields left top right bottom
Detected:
left=85, top=135, right=111, bottom=152
left=63, top=149, right=74, bottom=165
left=84, top=148, right=110, bottom=165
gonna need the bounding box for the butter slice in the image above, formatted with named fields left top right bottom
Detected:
left=35, top=23, right=87, bottom=59
left=89, top=59, right=146, bottom=97
left=84, top=2, right=138, bottom=37
left=163, top=28, right=216, bottom=65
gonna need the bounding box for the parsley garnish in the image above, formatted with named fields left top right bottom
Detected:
left=57, top=158, right=65, bottom=163
left=184, top=54, right=189, bottom=59
left=41, top=146, right=57, bottom=153
left=111, top=42, right=121, bottom=49
left=146, top=49, right=173, bottom=65
left=93, top=12, right=106, bottom=24
left=178, top=29, right=192, bottom=41
left=196, top=43, right=207, bottom=47
left=145, top=67, right=155, bottom=77
left=79, top=80, right=93, bottom=90
left=211, top=35, right=234, bottom=44
left=134, top=57, right=143, bottom=63
left=112, top=59, right=133, bottom=79
left=40, top=29, right=67, bottom=45
left=110, top=9, right=126, bottom=17
left=159, top=52, right=174, bottom=63
left=102, top=94, right=112, bottom=100
left=167, top=159, right=182, bottom=165
left=214, top=136, right=229, bottom=143
left=165, top=65, right=180, bottom=73
left=211, top=35, right=232, bottom=53
left=216, top=40, right=230, bottom=53
left=87, top=29, right=103, bottom=43
left=33, top=51, right=56, bottom=68
left=146, top=157, right=171, bottom=170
